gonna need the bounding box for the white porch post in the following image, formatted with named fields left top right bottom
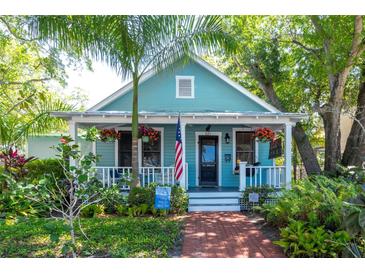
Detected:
left=68, top=120, right=78, bottom=166
left=284, top=123, right=293, bottom=189
left=239, top=161, right=247, bottom=191
left=180, top=122, right=187, bottom=190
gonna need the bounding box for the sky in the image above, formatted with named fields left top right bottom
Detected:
left=63, top=61, right=126, bottom=109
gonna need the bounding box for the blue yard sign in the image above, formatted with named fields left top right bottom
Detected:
left=154, top=186, right=172, bottom=210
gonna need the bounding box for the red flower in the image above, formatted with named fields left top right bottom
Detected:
left=60, top=137, right=68, bottom=144
left=254, top=128, right=275, bottom=142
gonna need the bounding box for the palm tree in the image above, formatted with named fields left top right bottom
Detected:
left=31, top=15, right=233, bottom=187
left=0, top=91, right=73, bottom=149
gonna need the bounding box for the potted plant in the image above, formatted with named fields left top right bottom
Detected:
left=99, top=128, right=121, bottom=142
left=253, top=127, right=275, bottom=143
left=139, top=125, right=159, bottom=143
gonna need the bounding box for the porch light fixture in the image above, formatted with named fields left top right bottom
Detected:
left=224, top=133, right=231, bottom=144
left=205, top=125, right=211, bottom=132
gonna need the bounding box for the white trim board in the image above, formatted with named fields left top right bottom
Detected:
left=112, top=127, right=164, bottom=167
left=195, top=131, right=222, bottom=187
left=87, top=55, right=279, bottom=113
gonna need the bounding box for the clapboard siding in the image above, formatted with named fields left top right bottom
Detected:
left=99, top=60, right=269, bottom=113
left=96, top=141, right=115, bottom=166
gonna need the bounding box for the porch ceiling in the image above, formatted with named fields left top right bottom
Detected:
left=52, top=110, right=307, bottom=126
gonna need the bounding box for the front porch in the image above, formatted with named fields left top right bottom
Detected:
left=54, top=111, right=303, bottom=193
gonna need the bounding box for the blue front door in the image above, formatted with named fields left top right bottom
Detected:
left=199, top=136, right=218, bottom=186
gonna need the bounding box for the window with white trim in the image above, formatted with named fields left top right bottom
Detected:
left=235, top=131, right=255, bottom=166
left=117, top=130, right=162, bottom=167
left=118, top=131, right=132, bottom=166
left=176, top=76, right=194, bottom=98
left=142, top=136, right=161, bottom=167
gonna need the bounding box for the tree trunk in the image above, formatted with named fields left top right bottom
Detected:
left=322, top=104, right=342, bottom=174
left=69, top=217, right=77, bottom=258
left=342, top=69, right=365, bottom=166
left=131, top=73, right=140, bottom=188
left=293, top=124, right=321, bottom=175
left=252, top=72, right=321, bottom=175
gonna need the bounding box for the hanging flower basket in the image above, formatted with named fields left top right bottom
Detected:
left=99, top=128, right=121, bottom=142
left=253, top=127, right=275, bottom=143
left=139, top=125, right=160, bottom=144
left=142, top=135, right=150, bottom=143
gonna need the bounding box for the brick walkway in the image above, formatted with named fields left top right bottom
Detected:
left=181, top=212, right=285, bottom=258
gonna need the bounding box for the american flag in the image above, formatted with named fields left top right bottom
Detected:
left=174, top=115, right=183, bottom=182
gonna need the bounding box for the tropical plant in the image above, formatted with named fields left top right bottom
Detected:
left=0, top=172, right=51, bottom=219
left=82, top=126, right=101, bottom=142
left=261, top=176, right=358, bottom=230
left=31, top=15, right=233, bottom=187
left=274, top=219, right=350, bottom=258
left=0, top=147, right=35, bottom=180
left=342, top=192, right=365, bottom=237
left=80, top=204, right=105, bottom=218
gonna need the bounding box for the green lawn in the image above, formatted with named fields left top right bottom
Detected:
left=0, top=216, right=183, bottom=258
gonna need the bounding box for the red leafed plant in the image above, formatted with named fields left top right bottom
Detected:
left=0, top=147, right=36, bottom=179
left=99, top=128, right=121, bottom=142
left=138, top=125, right=160, bottom=142
left=253, top=127, right=276, bottom=142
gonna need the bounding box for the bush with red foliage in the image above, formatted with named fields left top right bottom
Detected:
left=0, top=147, right=35, bottom=179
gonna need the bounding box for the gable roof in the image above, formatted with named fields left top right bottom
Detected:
left=88, top=56, right=280, bottom=113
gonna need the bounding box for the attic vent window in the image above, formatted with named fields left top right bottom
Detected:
left=176, top=76, right=194, bottom=99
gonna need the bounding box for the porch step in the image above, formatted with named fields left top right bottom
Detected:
left=188, top=191, right=241, bottom=212
left=188, top=191, right=241, bottom=198
left=188, top=204, right=241, bottom=212
left=189, top=197, right=239, bottom=205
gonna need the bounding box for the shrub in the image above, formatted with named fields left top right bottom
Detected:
left=342, top=191, right=365, bottom=237
left=242, top=186, right=277, bottom=205
left=25, top=158, right=65, bottom=183
left=170, top=185, right=188, bottom=214
left=0, top=173, right=51, bottom=218
left=80, top=204, right=105, bottom=218
left=115, top=204, right=128, bottom=216
left=128, top=187, right=154, bottom=207
left=127, top=184, right=188, bottom=215
left=100, top=185, right=126, bottom=214
left=274, top=220, right=350, bottom=258
left=261, top=176, right=358, bottom=230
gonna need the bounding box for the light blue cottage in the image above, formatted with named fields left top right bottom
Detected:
left=53, top=56, right=306, bottom=211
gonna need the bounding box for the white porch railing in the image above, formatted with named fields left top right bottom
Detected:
left=95, top=166, right=181, bottom=188
left=239, top=162, right=286, bottom=191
